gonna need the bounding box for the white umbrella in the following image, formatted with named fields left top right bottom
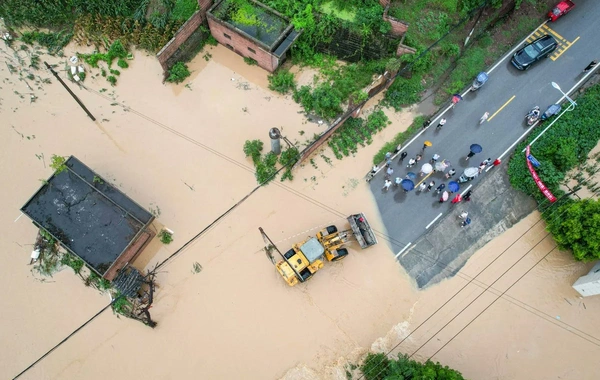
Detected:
left=435, top=161, right=448, bottom=172
left=421, top=163, right=433, bottom=174
left=464, top=167, right=479, bottom=177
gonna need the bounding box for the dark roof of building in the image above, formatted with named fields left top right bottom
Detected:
left=21, top=156, right=154, bottom=276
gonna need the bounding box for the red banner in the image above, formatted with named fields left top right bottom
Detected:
left=525, top=145, right=557, bottom=202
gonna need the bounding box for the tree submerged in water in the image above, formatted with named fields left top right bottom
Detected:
left=359, top=353, right=465, bottom=380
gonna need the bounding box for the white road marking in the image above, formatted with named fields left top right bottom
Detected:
left=395, top=242, right=412, bottom=258
left=425, top=213, right=443, bottom=229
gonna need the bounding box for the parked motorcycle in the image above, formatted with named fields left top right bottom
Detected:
left=541, top=104, right=562, bottom=121
left=525, top=106, right=541, bottom=126
left=470, top=72, right=488, bottom=91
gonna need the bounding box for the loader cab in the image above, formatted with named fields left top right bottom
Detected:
left=276, top=237, right=325, bottom=286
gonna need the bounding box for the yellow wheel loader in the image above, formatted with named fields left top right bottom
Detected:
left=260, top=213, right=377, bottom=286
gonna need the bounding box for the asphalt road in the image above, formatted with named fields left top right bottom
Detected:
left=369, top=0, right=600, bottom=255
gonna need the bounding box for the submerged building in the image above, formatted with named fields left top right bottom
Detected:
left=206, top=0, right=301, bottom=72
left=21, top=156, right=155, bottom=281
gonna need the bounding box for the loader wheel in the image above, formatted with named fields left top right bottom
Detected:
left=284, top=249, right=295, bottom=259
left=300, top=268, right=313, bottom=282
left=326, top=225, right=338, bottom=234
left=332, top=248, right=348, bottom=261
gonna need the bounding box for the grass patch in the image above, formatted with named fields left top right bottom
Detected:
left=320, top=1, right=356, bottom=22
left=171, top=0, right=199, bottom=21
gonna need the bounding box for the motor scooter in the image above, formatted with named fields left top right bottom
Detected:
left=525, top=106, right=541, bottom=126
left=541, top=104, right=562, bottom=121
left=470, top=72, right=488, bottom=91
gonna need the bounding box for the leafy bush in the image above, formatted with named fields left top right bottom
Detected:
left=384, top=74, right=425, bottom=111
left=107, top=75, right=117, bottom=86
left=80, top=39, right=128, bottom=68
left=60, top=253, right=84, bottom=274
left=328, top=109, right=390, bottom=160
left=256, top=152, right=278, bottom=184
left=243, top=139, right=264, bottom=165
left=166, top=62, right=191, bottom=83
left=117, top=58, right=129, bottom=68
left=360, top=353, right=464, bottom=380
left=20, top=30, right=72, bottom=54
left=546, top=199, right=600, bottom=262
left=158, top=230, right=174, bottom=244
left=243, top=56, right=258, bottom=65
left=268, top=70, right=296, bottom=94
left=50, top=154, right=67, bottom=174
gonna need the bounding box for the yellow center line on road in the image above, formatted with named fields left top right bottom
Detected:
left=488, top=95, right=515, bottom=121
left=551, top=36, right=579, bottom=61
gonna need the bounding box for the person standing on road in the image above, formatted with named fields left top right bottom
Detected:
left=461, top=217, right=472, bottom=227
left=464, top=190, right=472, bottom=201
left=427, top=181, right=436, bottom=192
left=418, top=182, right=427, bottom=192
left=584, top=60, right=598, bottom=72
left=382, top=179, right=392, bottom=191
left=445, top=168, right=456, bottom=179
left=459, top=211, right=469, bottom=220
left=479, top=112, right=490, bottom=124
left=430, top=153, right=440, bottom=164
left=407, top=157, right=416, bottom=168
left=436, top=118, right=447, bottom=130
left=422, top=119, right=431, bottom=129
left=398, top=151, right=408, bottom=163
left=366, top=165, right=379, bottom=182
left=385, top=152, right=392, bottom=160
left=415, top=154, right=423, bottom=162
left=385, top=166, right=394, bottom=179
left=466, top=151, right=476, bottom=160
left=478, top=162, right=487, bottom=173
left=393, top=144, right=402, bottom=154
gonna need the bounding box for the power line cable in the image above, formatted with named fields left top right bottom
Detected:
left=359, top=186, right=598, bottom=380
left=426, top=246, right=558, bottom=361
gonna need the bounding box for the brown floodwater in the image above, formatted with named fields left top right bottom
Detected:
left=1, top=40, right=598, bottom=380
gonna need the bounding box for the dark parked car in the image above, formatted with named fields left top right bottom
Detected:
left=511, top=34, right=558, bottom=70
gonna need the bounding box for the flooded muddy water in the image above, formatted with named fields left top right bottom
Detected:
left=1, top=41, right=598, bottom=380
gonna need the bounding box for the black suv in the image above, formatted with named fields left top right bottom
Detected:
left=511, top=34, right=558, bottom=70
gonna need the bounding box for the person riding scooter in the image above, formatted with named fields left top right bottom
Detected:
left=526, top=106, right=540, bottom=126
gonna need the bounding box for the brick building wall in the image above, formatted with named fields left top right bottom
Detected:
left=198, top=0, right=213, bottom=12
left=383, top=6, right=409, bottom=37
left=156, top=11, right=205, bottom=71
left=207, top=17, right=279, bottom=72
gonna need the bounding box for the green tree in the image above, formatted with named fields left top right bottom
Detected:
left=360, top=353, right=465, bottom=380
left=546, top=199, right=600, bottom=261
